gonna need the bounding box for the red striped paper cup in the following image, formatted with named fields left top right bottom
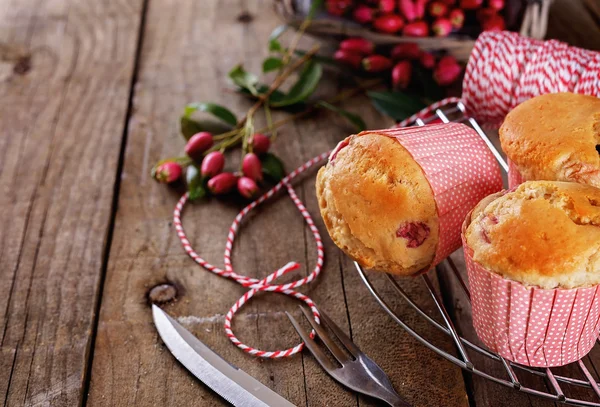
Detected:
left=357, top=123, right=504, bottom=271
left=462, top=206, right=600, bottom=367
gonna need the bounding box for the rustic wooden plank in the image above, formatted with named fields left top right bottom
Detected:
left=546, top=0, right=600, bottom=51
left=86, top=1, right=469, bottom=406
left=85, top=0, right=351, bottom=405
left=0, top=0, right=144, bottom=405
left=341, top=256, right=470, bottom=407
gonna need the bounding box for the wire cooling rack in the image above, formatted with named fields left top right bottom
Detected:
left=355, top=101, right=600, bottom=407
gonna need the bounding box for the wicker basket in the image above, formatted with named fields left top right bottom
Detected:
left=274, top=0, right=552, bottom=61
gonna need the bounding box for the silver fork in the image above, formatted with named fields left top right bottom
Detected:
left=286, top=307, right=412, bottom=407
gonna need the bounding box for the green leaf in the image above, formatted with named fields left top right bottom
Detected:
left=237, top=85, right=307, bottom=112
left=180, top=117, right=234, bottom=140
left=183, top=103, right=237, bottom=126
left=316, top=101, right=366, bottom=131
left=268, top=25, right=288, bottom=52
left=261, top=153, right=286, bottom=182
left=307, top=0, right=323, bottom=20
left=186, top=165, right=207, bottom=201
left=180, top=103, right=237, bottom=140
left=270, top=61, right=322, bottom=107
left=263, top=57, right=283, bottom=73
left=294, top=50, right=337, bottom=66
left=367, top=91, right=427, bottom=122
left=228, top=65, right=259, bottom=95
left=413, top=65, right=445, bottom=103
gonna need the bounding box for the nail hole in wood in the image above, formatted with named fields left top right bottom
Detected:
left=237, top=11, right=253, bottom=23
left=148, top=283, right=178, bottom=304
left=13, top=55, right=31, bottom=75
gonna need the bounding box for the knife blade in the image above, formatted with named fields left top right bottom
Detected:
left=152, top=305, right=296, bottom=407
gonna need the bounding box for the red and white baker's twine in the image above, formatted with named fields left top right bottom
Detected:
left=174, top=31, right=600, bottom=358
left=174, top=152, right=328, bottom=358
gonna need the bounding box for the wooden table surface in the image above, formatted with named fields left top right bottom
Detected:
left=2, top=1, right=600, bottom=406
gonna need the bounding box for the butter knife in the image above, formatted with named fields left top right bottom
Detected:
left=152, top=305, right=296, bottom=407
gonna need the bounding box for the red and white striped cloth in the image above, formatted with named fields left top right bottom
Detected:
left=174, top=31, right=600, bottom=358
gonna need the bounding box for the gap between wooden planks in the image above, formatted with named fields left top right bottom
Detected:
left=0, top=0, right=145, bottom=406
left=84, top=0, right=468, bottom=406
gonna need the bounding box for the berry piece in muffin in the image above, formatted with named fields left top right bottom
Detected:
left=317, top=133, right=439, bottom=276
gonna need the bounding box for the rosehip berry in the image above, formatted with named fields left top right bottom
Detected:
left=362, top=55, right=393, bottom=72
left=325, top=0, right=352, bottom=16
left=429, top=1, right=448, bottom=17
left=414, top=0, right=427, bottom=19
left=185, top=132, right=213, bottom=162
left=340, top=37, right=375, bottom=55
left=379, top=0, right=396, bottom=13
left=434, top=55, right=462, bottom=86
left=440, top=0, right=456, bottom=4
left=334, top=49, right=362, bottom=69
left=396, top=222, right=430, bottom=248
left=488, top=0, right=504, bottom=10
left=352, top=5, right=375, bottom=24
left=250, top=133, right=270, bottom=155
left=419, top=52, right=436, bottom=69
left=237, top=177, right=259, bottom=199
left=154, top=162, right=182, bottom=184
left=373, top=14, right=405, bottom=33
left=207, top=172, right=238, bottom=195
left=392, top=61, right=412, bottom=90
left=437, top=54, right=459, bottom=67
left=391, top=43, right=421, bottom=60
left=459, top=0, right=483, bottom=9
left=449, top=9, right=465, bottom=29
left=200, top=151, right=225, bottom=178
left=398, top=0, right=417, bottom=21
left=482, top=14, right=505, bottom=31
left=403, top=21, right=429, bottom=37
left=476, top=7, right=496, bottom=22
left=242, top=153, right=263, bottom=181
left=432, top=18, right=453, bottom=36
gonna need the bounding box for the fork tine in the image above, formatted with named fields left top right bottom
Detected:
left=298, top=307, right=349, bottom=365
left=285, top=312, right=337, bottom=371
left=319, top=309, right=360, bottom=358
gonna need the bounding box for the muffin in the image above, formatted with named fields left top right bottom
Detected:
left=317, top=123, right=503, bottom=276
left=463, top=180, right=600, bottom=367
left=499, top=93, right=600, bottom=188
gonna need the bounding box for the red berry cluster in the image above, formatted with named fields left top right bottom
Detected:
left=154, top=132, right=272, bottom=199
left=335, top=38, right=462, bottom=88
left=326, top=0, right=506, bottom=37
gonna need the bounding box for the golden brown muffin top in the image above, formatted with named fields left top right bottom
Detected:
left=499, top=92, right=600, bottom=187
left=316, top=132, right=438, bottom=276
left=465, top=181, right=600, bottom=289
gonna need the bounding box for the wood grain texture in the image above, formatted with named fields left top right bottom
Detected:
left=0, top=0, right=143, bottom=405
left=546, top=0, right=600, bottom=51
left=85, top=0, right=468, bottom=406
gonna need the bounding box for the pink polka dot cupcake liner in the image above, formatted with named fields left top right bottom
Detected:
left=361, top=123, right=504, bottom=271
left=507, top=158, right=526, bottom=188
left=462, top=208, right=600, bottom=367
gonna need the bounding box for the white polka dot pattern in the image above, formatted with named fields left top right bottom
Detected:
left=366, top=123, right=504, bottom=269
left=507, top=158, right=525, bottom=188
left=462, top=231, right=600, bottom=367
